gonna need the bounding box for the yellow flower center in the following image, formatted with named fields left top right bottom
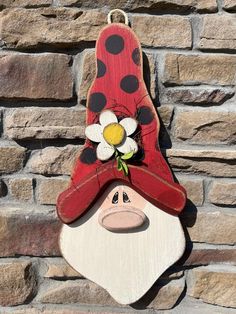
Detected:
left=103, top=123, right=125, bottom=146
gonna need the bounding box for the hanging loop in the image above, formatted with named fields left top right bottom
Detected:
left=107, top=9, right=129, bottom=25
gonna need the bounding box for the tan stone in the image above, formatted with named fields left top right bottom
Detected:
left=77, top=51, right=95, bottom=103
left=40, top=280, right=118, bottom=305
left=132, top=16, right=191, bottom=48
left=5, top=108, right=86, bottom=140
left=193, top=0, right=217, bottom=12
left=0, top=8, right=106, bottom=49
left=57, top=0, right=217, bottom=13
left=173, top=110, right=236, bottom=144
left=165, top=88, right=234, bottom=105
left=78, top=50, right=156, bottom=103
left=208, top=181, right=236, bottom=205
left=223, top=0, right=236, bottom=11
left=0, top=261, right=37, bottom=306
left=0, top=53, right=73, bottom=100
left=8, top=177, right=33, bottom=201
left=0, top=207, right=61, bottom=256
left=44, top=259, right=82, bottom=279
left=181, top=210, right=236, bottom=245
left=158, top=105, right=174, bottom=128
left=187, top=265, right=236, bottom=308
left=177, top=177, right=203, bottom=206
left=37, top=178, right=70, bottom=205
left=27, top=145, right=82, bottom=175
left=198, top=15, right=236, bottom=51
left=163, top=53, right=236, bottom=86
left=166, top=148, right=236, bottom=177
left=0, top=141, right=25, bottom=174
left=0, top=0, right=51, bottom=8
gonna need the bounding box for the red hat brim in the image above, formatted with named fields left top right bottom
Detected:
left=57, top=161, right=186, bottom=224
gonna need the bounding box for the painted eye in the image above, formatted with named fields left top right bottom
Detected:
left=123, top=192, right=130, bottom=203
left=112, top=192, right=119, bottom=204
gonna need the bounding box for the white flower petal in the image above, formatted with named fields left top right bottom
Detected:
left=99, top=110, right=117, bottom=126
left=120, top=117, right=138, bottom=136
left=85, top=124, right=103, bottom=142
left=96, top=140, right=115, bottom=161
left=117, top=137, right=138, bottom=154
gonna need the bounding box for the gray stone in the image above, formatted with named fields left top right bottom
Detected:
left=166, top=148, right=236, bottom=177
left=173, top=110, right=236, bottom=145
left=198, top=15, right=236, bottom=51
left=132, top=15, right=191, bottom=49
left=163, top=53, right=236, bottom=86
left=0, top=53, right=73, bottom=100
left=165, top=88, right=234, bottom=105
left=27, top=145, right=82, bottom=175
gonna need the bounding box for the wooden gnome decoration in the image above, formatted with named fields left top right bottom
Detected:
left=57, top=9, right=187, bottom=305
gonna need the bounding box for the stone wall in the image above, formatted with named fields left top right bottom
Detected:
left=0, top=0, right=235, bottom=313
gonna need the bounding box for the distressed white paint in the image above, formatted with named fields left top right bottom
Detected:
left=60, top=183, right=185, bottom=305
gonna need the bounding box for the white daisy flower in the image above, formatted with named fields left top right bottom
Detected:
left=85, top=110, right=138, bottom=161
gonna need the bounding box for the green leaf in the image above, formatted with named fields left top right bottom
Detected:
left=117, top=157, right=123, bottom=171
left=121, top=160, right=129, bottom=176
left=121, top=151, right=134, bottom=160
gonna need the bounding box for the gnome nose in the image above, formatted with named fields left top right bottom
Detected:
left=98, top=190, right=147, bottom=232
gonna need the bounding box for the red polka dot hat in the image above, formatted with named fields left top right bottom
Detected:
left=57, top=15, right=187, bottom=224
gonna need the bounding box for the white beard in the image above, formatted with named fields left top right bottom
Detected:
left=60, top=198, right=185, bottom=305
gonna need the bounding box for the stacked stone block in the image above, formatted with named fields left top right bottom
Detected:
left=0, top=0, right=235, bottom=313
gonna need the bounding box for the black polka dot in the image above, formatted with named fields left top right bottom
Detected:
left=137, top=106, right=154, bottom=125
left=80, top=147, right=97, bottom=164
left=132, top=48, right=141, bottom=66
left=135, top=147, right=145, bottom=161
left=105, top=35, right=124, bottom=55
left=97, top=59, right=106, bottom=78
left=89, top=92, right=107, bottom=113
left=120, top=75, right=139, bottom=94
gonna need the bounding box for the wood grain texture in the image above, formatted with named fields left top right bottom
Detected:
left=60, top=182, right=185, bottom=305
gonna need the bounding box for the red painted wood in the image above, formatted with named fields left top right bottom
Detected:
left=57, top=23, right=187, bottom=224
